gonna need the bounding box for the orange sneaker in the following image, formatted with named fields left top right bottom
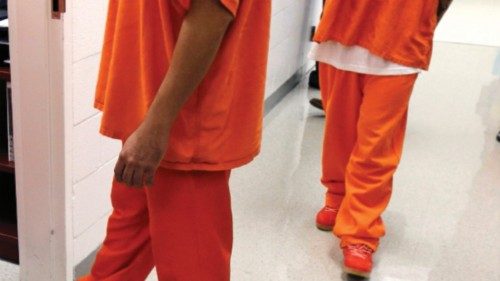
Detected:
left=342, top=244, right=374, bottom=278
left=315, top=206, right=339, bottom=231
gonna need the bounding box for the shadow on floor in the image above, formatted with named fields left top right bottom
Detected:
left=343, top=272, right=369, bottom=281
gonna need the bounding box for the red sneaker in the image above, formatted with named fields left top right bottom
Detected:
left=343, top=244, right=374, bottom=278
left=315, top=206, right=338, bottom=231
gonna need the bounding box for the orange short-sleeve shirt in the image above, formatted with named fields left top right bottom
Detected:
left=95, top=0, right=271, bottom=171
left=314, top=0, right=439, bottom=70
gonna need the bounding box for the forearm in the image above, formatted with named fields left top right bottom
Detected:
left=142, top=0, right=234, bottom=135
left=438, top=0, right=454, bottom=22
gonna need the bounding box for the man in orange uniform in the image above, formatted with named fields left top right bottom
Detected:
left=79, top=0, right=270, bottom=280
left=310, top=0, right=453, bottom=277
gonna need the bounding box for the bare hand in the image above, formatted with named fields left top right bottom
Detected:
left=114, top=125, right=168, bottom=187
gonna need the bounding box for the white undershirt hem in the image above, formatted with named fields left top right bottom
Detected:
left=309, top=41, right=422, bottom=76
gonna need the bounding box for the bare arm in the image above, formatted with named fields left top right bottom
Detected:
left=146, top=0, right=234, bottom=131
left=115, top=0, right=234, bottom=187
left=438, top=0, right=454, bottom=22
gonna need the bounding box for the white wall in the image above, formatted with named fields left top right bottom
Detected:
left=69, top=0, right=121, bottom=266
left=266, top=0, right=322, bottom=97
left=69, top=0, right=322, bottom=267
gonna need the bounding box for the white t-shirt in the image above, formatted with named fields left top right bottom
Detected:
left=309, top=41, right=422, bottom=75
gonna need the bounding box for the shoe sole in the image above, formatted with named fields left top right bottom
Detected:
left=344, top=266, right=370, bottom=278
left=309, top=100, right=324, bottom=111
left=315, top=223, right=333, bottom=232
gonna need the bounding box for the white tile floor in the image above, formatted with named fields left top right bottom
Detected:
left=0, top=261, right=18, bottom=281
left=435, top=0, right=500, bottom=47
left=3, top=28, right=500, bottom=281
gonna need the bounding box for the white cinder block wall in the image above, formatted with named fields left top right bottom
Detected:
left=70, top=0, right=121, bottom=266
left=267, top=0, right=322, bottom=98
left=69, top=0, right=322, bottom=267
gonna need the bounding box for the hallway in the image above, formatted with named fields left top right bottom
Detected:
left=0, top=1, right=499, bottom=280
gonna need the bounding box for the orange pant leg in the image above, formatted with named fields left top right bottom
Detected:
left=79, top=180, right=154, bottom=281
left=333, top=72, right=417, bottom=251
left=319, top=63, right=363, bottom=209
left=145, top=169, right=233, bottom=281
left=79, top=169, right=233, bottom=281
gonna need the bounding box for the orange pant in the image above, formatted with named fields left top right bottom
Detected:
left=79, top=169, right=233, bottom=281
left=319, top=63, right=417, bottom=251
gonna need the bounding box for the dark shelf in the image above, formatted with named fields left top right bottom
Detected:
left=0, top=66, right=9, bottom=82
left=0, top=2, right=15, bottom=265
left=0, top=153, right=13, bottom=173
left=0, top=170, right=18, bottom=264
left=0, top=219, right=18, bottom=264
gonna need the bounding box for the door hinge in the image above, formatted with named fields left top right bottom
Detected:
left=52, top=0, right=66, bottom=19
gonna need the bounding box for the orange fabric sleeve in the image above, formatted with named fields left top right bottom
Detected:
left=176, top=0, right=239, bottom=16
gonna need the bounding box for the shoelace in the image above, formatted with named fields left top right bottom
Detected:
left=346, top=244, right=373, bottom=259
